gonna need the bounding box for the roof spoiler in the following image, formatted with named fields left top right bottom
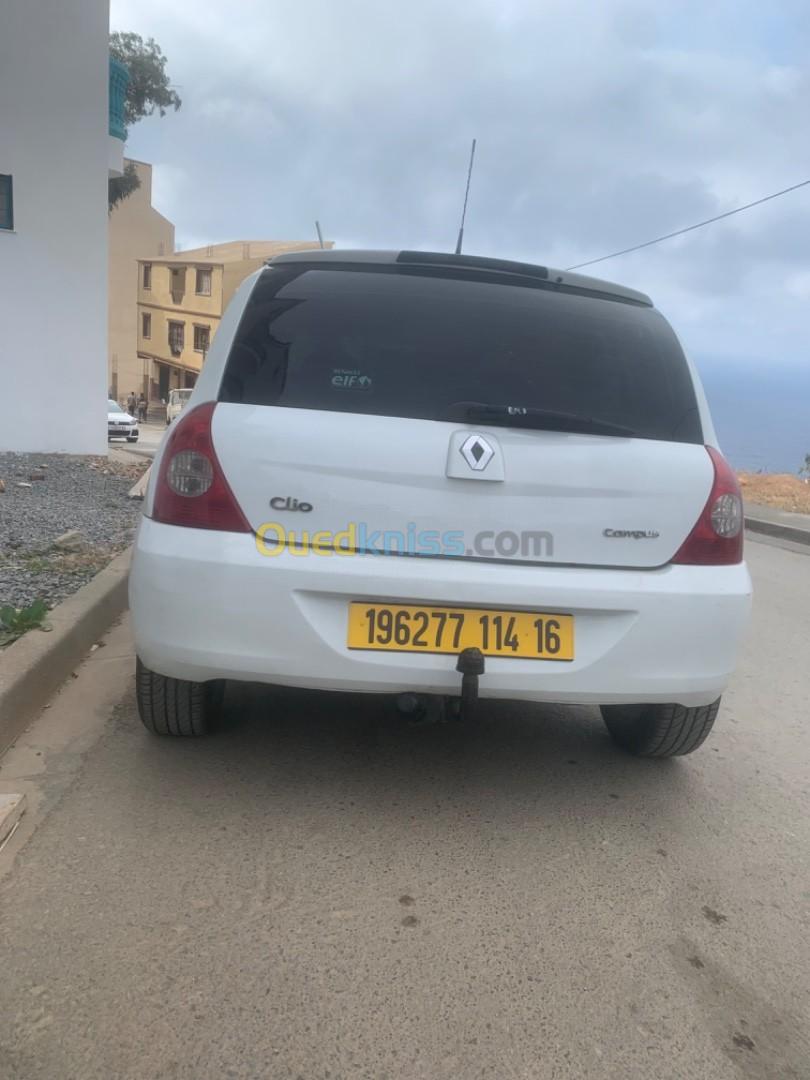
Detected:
left=264, top=248, right=653, bottom=306
left=396, top=250, right=549, bottom=280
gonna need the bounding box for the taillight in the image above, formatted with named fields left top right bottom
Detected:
left=671, top=446, right=743, bottom=565
left=152, top=401, right=251, bottom=532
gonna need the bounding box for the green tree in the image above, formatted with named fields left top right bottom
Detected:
left=108, top=161, right=142, bottom=211
left=108, top=32, right=182, bottom=211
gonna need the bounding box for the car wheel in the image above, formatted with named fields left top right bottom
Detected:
left=600, top=699, right=720, bottom=757
left=135, top=657, right=224, bottom=736
left=127, top=436, right=139, bottom=442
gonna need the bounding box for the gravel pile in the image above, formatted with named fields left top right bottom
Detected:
left=0, top=453, right=148, bottom=611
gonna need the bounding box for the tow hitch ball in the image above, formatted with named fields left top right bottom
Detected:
left=456, top=647, right=485, bottom=721
left=395, top=649, right=485, bottom=723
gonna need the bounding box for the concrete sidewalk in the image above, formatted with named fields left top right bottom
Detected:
left=745, top=501, right=810, bottom=546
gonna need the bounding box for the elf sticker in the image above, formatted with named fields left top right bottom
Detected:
left=332, top=369, right=372, bottom=390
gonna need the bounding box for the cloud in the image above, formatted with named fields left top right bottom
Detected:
left=111, top=0, right=810, bottom=365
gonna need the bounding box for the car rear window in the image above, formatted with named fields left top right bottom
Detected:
left=218, top=264, right=703, bottom=443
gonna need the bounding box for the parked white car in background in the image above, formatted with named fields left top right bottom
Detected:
left=107, top=399, right=138, bottom=442
left=166, top=388, right=193, bottom=425
left=131, top=249, right=752, bottom=756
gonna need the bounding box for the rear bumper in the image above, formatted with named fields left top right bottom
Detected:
left=130, top=518, right=752, bottom=706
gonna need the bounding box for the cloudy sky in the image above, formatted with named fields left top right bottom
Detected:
left=111, top=0, right=810, bottom=375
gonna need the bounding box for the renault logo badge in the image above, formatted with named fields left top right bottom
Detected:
left=459, top=434, right=495, bottom=472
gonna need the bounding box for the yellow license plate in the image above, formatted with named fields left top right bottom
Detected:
left=347, top=603, right=574, bottom=660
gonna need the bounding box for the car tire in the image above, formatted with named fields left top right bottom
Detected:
left=127, top=436, right=139, bottom=442
left=135, top=657, right=224, bottom=736
left=600, top=699, right=720, bottom=757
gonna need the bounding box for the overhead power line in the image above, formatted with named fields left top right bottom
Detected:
left=566, top=177, right=810, bottom=271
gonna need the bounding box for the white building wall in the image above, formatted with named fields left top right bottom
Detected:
left=0, top=0, right=110, bottom=454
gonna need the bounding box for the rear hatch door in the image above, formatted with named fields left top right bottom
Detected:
left=213, top=262, right=711, bottom=569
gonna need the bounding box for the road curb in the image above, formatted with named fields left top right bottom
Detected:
left=0, top=548, right=131, bottom=756
left=745, top=516, right=810, bottom=547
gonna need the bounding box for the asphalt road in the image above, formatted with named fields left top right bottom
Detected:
left=0, top=537, right=808, bottom=1079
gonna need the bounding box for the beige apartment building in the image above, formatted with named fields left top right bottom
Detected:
left=108, top=159, right=175, bottom=401
left=136, top=240, right=332, bottom=403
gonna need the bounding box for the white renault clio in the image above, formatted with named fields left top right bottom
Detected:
left=130, top=250, right=751, bottom=756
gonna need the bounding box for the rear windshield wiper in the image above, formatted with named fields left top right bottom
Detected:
left=447, top=402, right=638, bottom=438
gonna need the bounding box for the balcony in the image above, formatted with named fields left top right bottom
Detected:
left=108, top=56, right=129, bottom=176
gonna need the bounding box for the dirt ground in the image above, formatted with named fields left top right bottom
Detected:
left=738, top=471, right=810, bottom=513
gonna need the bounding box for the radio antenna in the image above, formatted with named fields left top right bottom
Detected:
left=315, top=220, right=325, bottom=249
left=454, top=138, right=477, bottom=254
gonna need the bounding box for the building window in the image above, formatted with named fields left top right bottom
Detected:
left=0, top=175, right=13, bottom=231
left=143, top=263, right=152, bottom=289
left=168, top=321, right=184, bottom=355
left=193, top=325, right=211, bottom=353
left=195, top=267, right=212, bottom=296
left=170, top=266, right=185, bottom=302
left=142, top=312, right=151, bottom=339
